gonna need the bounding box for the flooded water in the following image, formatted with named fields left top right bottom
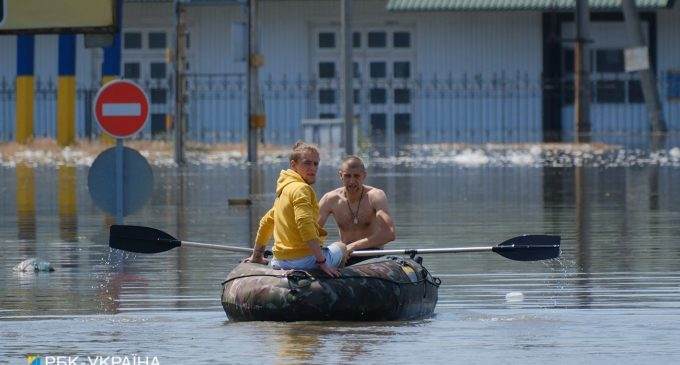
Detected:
left=1, top=157, right=680, bottom=364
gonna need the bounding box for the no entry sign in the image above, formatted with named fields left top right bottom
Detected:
left=94, top=80, right=149, bottom=138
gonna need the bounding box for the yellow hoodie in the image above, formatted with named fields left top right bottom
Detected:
left=254, top=169, right=327, bottom=260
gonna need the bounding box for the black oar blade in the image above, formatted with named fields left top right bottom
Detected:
left=109, top=225, right=181, bottom=254
left=492, top=235, right=561, bottom=261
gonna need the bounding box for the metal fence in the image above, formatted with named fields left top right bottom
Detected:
left=1, top=71, right=680, bottom=147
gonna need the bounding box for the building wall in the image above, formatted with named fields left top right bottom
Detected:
left=558, top=10, right=680, bottom=140
left=657, top=6, right=680, bottom=74
left=186, top=4, right=243, bottom=75
left=180, top=1, right=544, bottom=144
left=2, top=1, right=677, bottom=145
left=657, top=6, right=680, bottom=131
left=0, top=35, right=16, bottom=81
left=252, top=1, right=544, bottom=144
left=0, top=35, right=15, bottom=140
left=411, top=10, right=543, bottom=143
left=561, top=18, right=649, bottom=140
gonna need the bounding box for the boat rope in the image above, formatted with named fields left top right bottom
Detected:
left=222, top=272, right=441, bottom=287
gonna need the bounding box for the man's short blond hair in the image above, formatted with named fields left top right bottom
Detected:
left=341, top=155, right=365, bottom=171
left=289, top=140, right=319, bottom=162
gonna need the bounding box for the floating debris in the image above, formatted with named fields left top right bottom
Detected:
left=14, top=258, right=55, bottom=273
left=505, top=292, right=525, bottom=302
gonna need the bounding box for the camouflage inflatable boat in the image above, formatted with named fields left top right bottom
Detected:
left=221, top=256, right=440, bottom=321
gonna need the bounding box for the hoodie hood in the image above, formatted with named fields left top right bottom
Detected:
left=276, top=169, right=307, bottom=196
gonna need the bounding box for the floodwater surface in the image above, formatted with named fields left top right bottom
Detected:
left=1, top=159, right=680, bottom=364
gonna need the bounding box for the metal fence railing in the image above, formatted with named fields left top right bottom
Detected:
left=1, top=71, right=680, bottom=147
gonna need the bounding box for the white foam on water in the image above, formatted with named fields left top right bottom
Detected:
left=452, top=149, right=490, bottom=166
left=2, top=143, right=680, bottom=168
left=506, top=151, right=536, bottom=165
left=670, top=147, right=680, bottom=159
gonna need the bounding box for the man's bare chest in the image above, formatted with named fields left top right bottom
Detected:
left=332, top=199, right=374, bottom=228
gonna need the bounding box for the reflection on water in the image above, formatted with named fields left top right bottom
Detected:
left=16, top=164, right=36, bottom=243
left=1, top=162, right=680, bottom=362
left=58, top=165, right=78, bottom=243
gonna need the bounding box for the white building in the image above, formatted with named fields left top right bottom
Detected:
left=0, top=0, right=679, bottom=150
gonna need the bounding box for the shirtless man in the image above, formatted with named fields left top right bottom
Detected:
left=318, top=156, right=396, bottom=265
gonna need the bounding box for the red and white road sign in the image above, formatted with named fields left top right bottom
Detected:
left=94, top=80, right=149, bottom=138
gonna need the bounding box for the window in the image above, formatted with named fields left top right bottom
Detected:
left=151, top=113, right=166, bottom=136
left=596, top=49, right=624, bottom=73
left=563, top=48, right=574, bottom=74
left=150, top=89, right=167, bottom=104
left=370, top=88, right=386, bottom=104
left=395, top=113, right=411, bottom=134
left=370, top=113, right=386, bottom=132
left=394, top=88, right=410, bottom=104
left=124, top=63, right=140, bottom=79
left=148, top=32, right=167, bottom=49
left=124, top=32, right=142, bottom=49
left=319, top=89, right=336, bottom=104
left=393, top=32, right=411, bottom=48
left=319, top=32, right=335, bottom=48
left=318, top=62, right=335, bottom=78
left=562, top=80, right=574, bottom=105
left=354, top=89, right=360, bottom=104
left=368, top=32, right=386, bottom=48
left=353, top=62, right=360, bottom=78
left=353, top=32, right=361, bottom=48
left=596, top=80, right=625, bottom=103
left=667, top=71, right=680, bottom=100
left=394, top=62, right=410, bottom=78
left=369, top=62, right=386, bottom=78
left=628, top=80, right=644, bottom=103
left=564, top=49, right=599, bottom=74
left=319, top=113, right=336, bottom=119
left=150, top=62, right=166, bottom=79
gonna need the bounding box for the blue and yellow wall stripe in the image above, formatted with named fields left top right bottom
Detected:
left=15, top=35, right=34, bottom=144
left=57, top=34, right=76, bottom=146
left=100, top=0, right=122, bottom=142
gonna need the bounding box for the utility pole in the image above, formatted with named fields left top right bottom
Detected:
left=247, top=0, right=264, bottom=163
left=621, top=0, right=667, bottom=134
left=341, top=0, right=354, bottom=155
left=173, top=0, right=187, bottom=165
left=574, top=0, right=591, bottom=143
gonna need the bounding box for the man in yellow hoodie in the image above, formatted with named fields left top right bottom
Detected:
left=247, top=141, right=346, bottom=277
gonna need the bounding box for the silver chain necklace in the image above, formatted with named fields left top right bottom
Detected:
left=346, top=186, right=364, bottom=224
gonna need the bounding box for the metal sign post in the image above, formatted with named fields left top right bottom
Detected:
left=621, top=0, right=666, bottom=134
left=174, top=0, right=187, bottom=165
left=341, top=0, right=354, bottom=156
left=115, top=139, right=124, bottom=223
left=573, top=0, right=591, bottom=143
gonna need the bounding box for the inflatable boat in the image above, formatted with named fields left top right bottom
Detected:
left=221, top=256, right=440, bottom=321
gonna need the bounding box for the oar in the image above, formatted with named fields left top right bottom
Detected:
left=351, top=235, right=561, bottom=261
left=109, top=225, right=272, bottom=257
left=109, top=225, right=559, bottom=262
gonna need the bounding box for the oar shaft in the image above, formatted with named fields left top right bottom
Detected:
left=181, top=241, right=254, bottom=254
left=350, top=246, right=494, bottom=257
left=180, top=242, right=495, bottom=256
